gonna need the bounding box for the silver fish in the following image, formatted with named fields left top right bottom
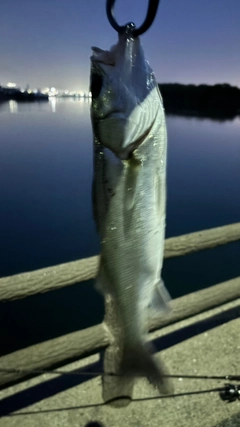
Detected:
left=90, top=32, right=172, bottom=394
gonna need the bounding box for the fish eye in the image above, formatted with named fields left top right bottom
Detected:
left=90, top=73, right=103, bottom=99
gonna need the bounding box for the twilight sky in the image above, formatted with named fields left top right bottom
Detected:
left=1, top=0, right=240, bottom=92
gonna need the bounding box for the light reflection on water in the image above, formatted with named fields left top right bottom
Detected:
left=9, top=99, right=18, bottom=113
left=49, top=97, right=57, bottom=113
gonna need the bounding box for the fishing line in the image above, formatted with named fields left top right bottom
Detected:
left=0, top=367, right=239, bottom=381
left=0, top=387, right=229, bottom=417
left=0, top=368, right=239, bottom=416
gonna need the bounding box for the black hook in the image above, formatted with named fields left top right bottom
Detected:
left=106, top=0, right=160, bottom=37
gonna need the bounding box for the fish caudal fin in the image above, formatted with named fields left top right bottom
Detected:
left=149, top=279, right=171, bottom=313
left=119, top=339, right=173, bottom=395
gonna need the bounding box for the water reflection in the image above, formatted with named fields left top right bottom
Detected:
left=166, top=110, right=240, bottom=122
left=0, top=97, right=92, bottom=115
left=48, top=97, right=92, bottom=114
left=0, top=98, right=239, bottom=123
left=9, top=99, right=18, bottom=113
left=49, top=97, right=57, bottom=113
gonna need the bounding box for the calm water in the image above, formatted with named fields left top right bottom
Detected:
left=0, top=98, right=240, bottom=355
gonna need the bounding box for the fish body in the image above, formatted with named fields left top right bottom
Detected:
left=90, top=33, right=171, bottom=394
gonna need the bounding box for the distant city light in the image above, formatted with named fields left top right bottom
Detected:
left=49, top=87, right=58, bottom=96
left=3, top=80, right=92, bottom=98
left=7, top=82, right=17, bottom=88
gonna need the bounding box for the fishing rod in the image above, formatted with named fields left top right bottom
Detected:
left=106, top=0, right=160, bottom=36
left=1, top=367, right=240, bottom=403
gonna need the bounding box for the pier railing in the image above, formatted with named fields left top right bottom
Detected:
left=1, top=222, right=240, bottom=403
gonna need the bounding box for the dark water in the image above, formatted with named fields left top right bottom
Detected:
left=0, top=98, right=240, bottom=355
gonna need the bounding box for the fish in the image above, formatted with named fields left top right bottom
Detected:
left=90, top=31, right=172, bottom=396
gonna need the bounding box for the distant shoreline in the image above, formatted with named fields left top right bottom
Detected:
left=1, top=83, right=240, bottom=120
left=159, top=83, right=240, bottom=120
left=0, top=87, right=48, bottom=102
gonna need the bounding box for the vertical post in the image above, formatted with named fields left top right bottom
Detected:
left=102, top=294, right=134, bottom=407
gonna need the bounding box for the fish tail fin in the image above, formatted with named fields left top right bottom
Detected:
left=148, top=279, right=171, bottom=317
left=119, top=339, right=173, bottom=395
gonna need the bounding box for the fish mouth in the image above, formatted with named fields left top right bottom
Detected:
left=90, top=61, right=105, bottom=75
left=91, top=46, right=115, bottom=66
left=90, top=72, right=103, bottom=100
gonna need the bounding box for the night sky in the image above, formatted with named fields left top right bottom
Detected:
left=1, top=0, right=240, bottom=92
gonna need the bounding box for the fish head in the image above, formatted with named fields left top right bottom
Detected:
left=90, top=33, right=161, bottom=160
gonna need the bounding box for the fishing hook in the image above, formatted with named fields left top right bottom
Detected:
left=106, top=0, right=160, bottom=36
